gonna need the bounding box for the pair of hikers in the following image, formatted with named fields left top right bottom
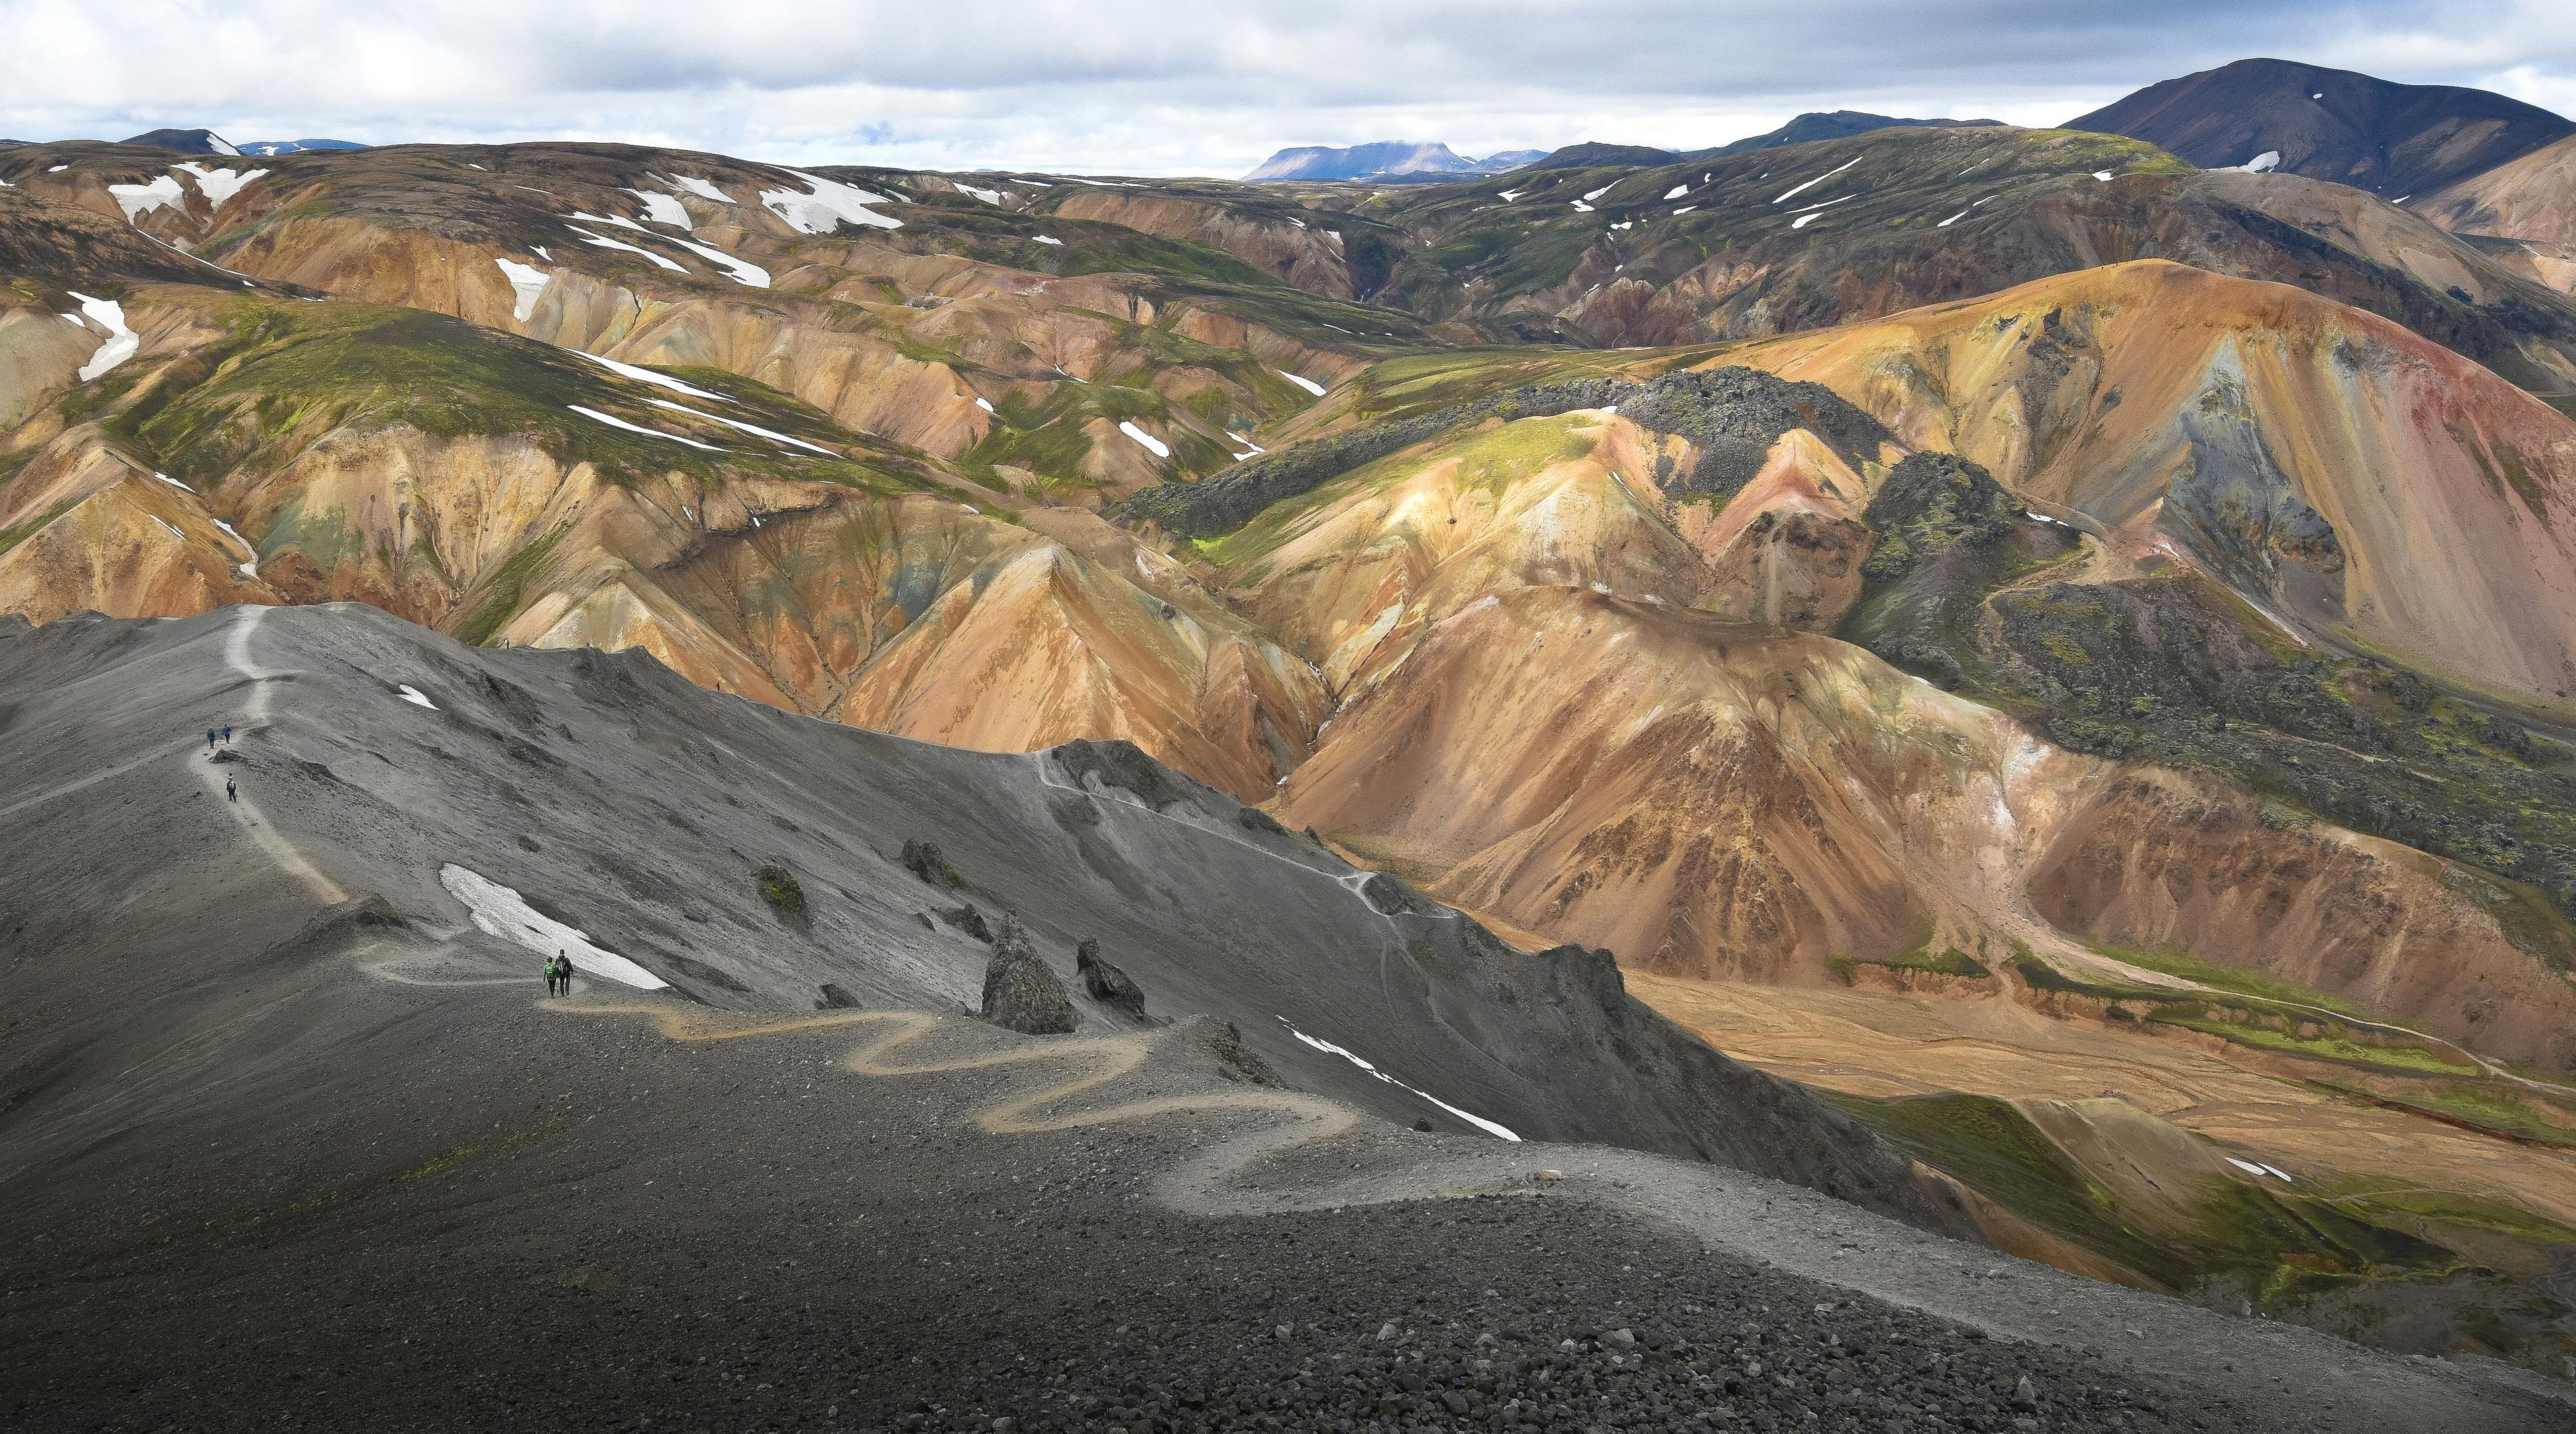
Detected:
left=203, top=724, right=231, bottom=752
left=543, top=950, right=579, bottom=996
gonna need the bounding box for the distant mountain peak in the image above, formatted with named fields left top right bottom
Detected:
left=121, top=127, right=239, bottom=156
left=1704, top=111, right=2004, bottom=158
left=2066, top=57, right=2575, bottom=196
left=1244, top=142, right=1536, bottom=182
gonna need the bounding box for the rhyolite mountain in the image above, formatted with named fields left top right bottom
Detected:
left=10, top=65, right=2576, bottom=1386
left=2068, top=56, right=2575, bottom=197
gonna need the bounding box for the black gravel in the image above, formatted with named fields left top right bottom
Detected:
left=0, top=1002, right=2429, bottom=1434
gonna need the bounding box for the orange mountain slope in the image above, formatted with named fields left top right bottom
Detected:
left=1731, top=259, right=2576, bottom=708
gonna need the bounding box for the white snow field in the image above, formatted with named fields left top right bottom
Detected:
left=655, top=233, right=769, bottom=287
left=661, top=174, right=735, bottom=205
left=172, top=163, right=269, bottom=205
left=649, top=399, right=832, bottom=454
left=566, top=405, right=725, bottom=451
left=566, top=225, right=686, bottom=272
left=628, top=189, right=691, bottom=227
left=572, top=349, right=733, bottom=402
left=438, top=864, right=669, bottom=989
left=1774, top=156, right=1862, bottom=204
left=494, top=258, right=550, bottom=322
left=1277, top=1018, right=1521, bottom=1141
left=759, top=172, right=903, bottom=233
left=1118, top=421, right=1169, bottom=458
left=108, top=174, right=186, bottom=221
left=1276, top=370, right=1326, bottom=396
left=66, top=292, right=138, bottom=381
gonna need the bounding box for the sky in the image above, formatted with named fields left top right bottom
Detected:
left=5, top=0, right=2576, bottom=176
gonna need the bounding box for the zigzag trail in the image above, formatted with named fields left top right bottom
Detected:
left=561, top=1000, right=1518, bottom=1219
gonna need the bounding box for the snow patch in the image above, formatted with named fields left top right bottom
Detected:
left=566, top=404, right=726, bottom=451
left=759, top=171, right=902, bottom=233
left=974, top=396, right=996, bottom=412
left=1277, top=1017, right=1521, bottom=1141
left=494, top=258, right=550, bottom=321
left=657, top=233, right=769, bottom=287
left=1276, top=370, right=1326, bottom=397
left=1570, top=201, right=1593, bottom=213
left=1118, top=421, right=1169, bottom=458
left=66, top=291, right=138, bottom=381
left=568, top=208, right=650, bottom=234
left=1582, top=183, right=1615, bottom=202
left=2223, top=1156, right=2293, bottom=1181
left=439, top=864, right=668, bottom=989
left=1032, top=234, right=1063, bottom=245
left=149, top=515, right=186, bottom=542
left=661, top=174, right=735, bottom=205
left=172, top=162, right=268, bottom=205
left=1938, top=211, right=1968, bottom=227
left=1774, top=156, right=1861, bottom=204
left=954, top=183, right=1002, bottom=205
left=1496, top=189, right=1522, bottom=201
left=108, top=173, right=187, bottom=221
left=1672, top=205, right=1695, bottom=215
left=649, top=398, right=834, bottom=455
left=627, top=188, right=690, bottom=227
left=1663, top=184, right=1689, bottom=199
left=2092, top=170, right=2114, bottom=182
left=2234, top=151, right=2282, bottom=174
left=572, top=349, right=733, bottom=402
left=567, top=225, right=686, bottom=272
left=396, top=684, right=437, bottom=710
left=1789, top=197, right=1853, bottom=229
left=153, top=472, right=191, bottom=490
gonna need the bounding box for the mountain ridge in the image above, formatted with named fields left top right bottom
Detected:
left=2067, top=56, right=2575, bottom=197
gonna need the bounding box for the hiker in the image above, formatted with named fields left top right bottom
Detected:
left=557, top=950, right=578, bottom=995
left=205, top=727, right=217, bottom=753
left=544, top=954, right=561, bottom=997
left=222, top=724, right=232, bottom=745
left=225, top=776, right=236, bottom=802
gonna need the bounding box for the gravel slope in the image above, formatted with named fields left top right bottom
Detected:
left=1, top=604, right=2568, bottom=1431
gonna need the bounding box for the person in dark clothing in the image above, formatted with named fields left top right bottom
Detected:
left=222, top=724, right=232, bottom=745
left=225, top=776, right=236, bottom=802
left=556, top=951, right=577, bottom=995
left=206, top=728, right=217, bottom=753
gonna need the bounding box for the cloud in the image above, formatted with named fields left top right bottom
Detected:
left=0, top=0, right=2568, bottom=175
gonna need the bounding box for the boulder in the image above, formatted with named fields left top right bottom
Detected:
left=979, top=914, right=1076, bottom=1034
left=1075, top=937, right=1147, bottom=1017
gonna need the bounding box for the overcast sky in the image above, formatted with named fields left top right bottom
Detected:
left=5, top=1, right=2575, bottom=176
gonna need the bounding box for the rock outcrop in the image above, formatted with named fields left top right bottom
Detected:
left=978, top=914, right=1076, bottom=1034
